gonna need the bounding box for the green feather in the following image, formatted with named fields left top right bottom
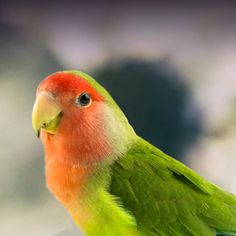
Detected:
left=110, top=137, right=236, bottom=235
left=63, top=70, right=236, bottom=236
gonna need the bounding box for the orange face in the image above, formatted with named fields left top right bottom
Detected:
left=33, top=72, right=112, bottom=166
left=32, top=72, right=115, bottom=204
left=37, top=72, right=104, bottom=113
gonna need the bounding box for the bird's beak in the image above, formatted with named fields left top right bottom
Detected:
left=32, top=91, right=63, bottom=137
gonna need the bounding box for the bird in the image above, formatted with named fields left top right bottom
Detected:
left=32, top=70, right=236, bottom=236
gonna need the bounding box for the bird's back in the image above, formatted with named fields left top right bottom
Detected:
left=109, top=137, right=236, bottom=236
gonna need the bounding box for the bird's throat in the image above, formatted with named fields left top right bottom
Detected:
left=45, top=154, right=94, bottom=204
left=45, top=151, right=115, bottom=231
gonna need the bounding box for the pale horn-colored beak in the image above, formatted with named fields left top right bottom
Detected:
left=32, top=91, right=62, bottom=137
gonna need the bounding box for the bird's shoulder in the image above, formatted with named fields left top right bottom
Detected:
left=110, top=136, right=215, bottom=196
left=109, top=137, right=219, bottom=235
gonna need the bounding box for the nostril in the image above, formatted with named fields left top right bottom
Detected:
left=42, top=123, right=47, bottom=128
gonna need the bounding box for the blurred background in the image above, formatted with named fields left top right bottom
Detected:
left=0, top=1, right=236, bottom=235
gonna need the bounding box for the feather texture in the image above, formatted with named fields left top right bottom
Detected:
left=110, top=137, right=236, bottom=236
left=33, top=71, right=236, bottom=236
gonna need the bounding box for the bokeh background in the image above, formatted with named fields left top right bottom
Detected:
left=1, top=1, right=236, bottom=235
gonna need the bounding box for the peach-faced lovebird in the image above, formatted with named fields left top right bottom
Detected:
left=32, top=71, right=236, bottom=236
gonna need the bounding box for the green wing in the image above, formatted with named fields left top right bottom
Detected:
left=109, top=137, right=236, bottom=236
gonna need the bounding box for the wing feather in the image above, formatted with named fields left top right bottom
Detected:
left=109, top=137, right=236, bottom=236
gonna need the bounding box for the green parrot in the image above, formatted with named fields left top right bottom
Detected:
left=32, top=70, right=236, bottom=236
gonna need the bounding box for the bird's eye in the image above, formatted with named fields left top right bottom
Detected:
left=76, top=93, right=91, bottom=107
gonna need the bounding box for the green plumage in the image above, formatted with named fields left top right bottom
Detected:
left=70, top=70, right=236, bottom=235
left=110, top=137, right=236, bottom=236
left=38, top=70, right=236, bottom=236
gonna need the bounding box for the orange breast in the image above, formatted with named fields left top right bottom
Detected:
left=45, top=157, right=93, bottom=205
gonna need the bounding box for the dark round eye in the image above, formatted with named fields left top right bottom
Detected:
left=77, top=93, right=91, bottom=107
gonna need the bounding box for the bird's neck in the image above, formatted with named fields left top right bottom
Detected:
left=45, top=153, right=93, bottom=202
left=45, top=152, right=138, bottom=234
left=41, top=105, right=138, bottom=190
left=41, top=106, right=138, bottom=232
left=46, top=149, right=140, bottom=235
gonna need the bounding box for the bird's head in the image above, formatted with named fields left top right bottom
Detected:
left=32, top=71, right=136, bottom=166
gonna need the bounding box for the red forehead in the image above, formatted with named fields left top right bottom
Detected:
left=37, top=72, right=104, bottom=101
